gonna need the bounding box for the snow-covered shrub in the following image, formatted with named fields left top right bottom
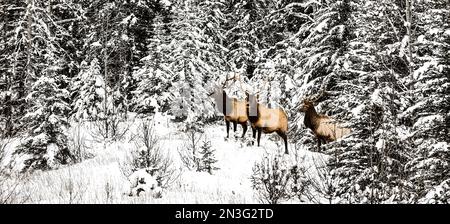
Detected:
left=90, top=108, right=130, bottom=143
left=287, top=164, right=312, bottom=203
left=122, top=119, right=179, bottom=197
left=67, top=123, right=93, bottom=163
left=296, top=149, right=340, bottom=204
left=178, top=129, right=219, bottom=174
left=128, top=169, right=162, bottom=198
left=58, top=170, right=88, bottom=204
left=198, top=140, right=219, bottom=174
left=0, top=140, right=31, bottom=204
left=419, top=179, right=450, bottom=204
left=251, top=154, right=308, bottom=204
left=0, top=174, right=31, bottom=204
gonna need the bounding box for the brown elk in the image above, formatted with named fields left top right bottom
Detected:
left=210, top=76, right=250, bottom=138
left=247, top=93, right=289, bottom=154
left=299, top=95, right=351, bottom=150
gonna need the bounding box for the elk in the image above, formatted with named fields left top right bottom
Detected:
left=247, top=93, right=289, bottom=154
left=299, top=94, right=351, bottom=150
left=210, top=75, right=250, bottom=138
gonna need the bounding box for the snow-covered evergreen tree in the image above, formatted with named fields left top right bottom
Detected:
left=324, top=0, right=417, bottom=203
left=0, top=0, right=83, bottom=137
left=198, top=139, right=219, bottom=174
left=132, top=8, right=173, bottom=115
left=404, top=0, right=450, bottom=203
left=160, top=0, right=226, bottom=128
left=71, top=58, right=105, bottom=121
left=17, top=74, right=72, bottom=171
left=1, top=0, right=81, bottom=170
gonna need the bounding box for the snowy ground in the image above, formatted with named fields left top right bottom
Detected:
left=1, top=114, right=327, bottom=204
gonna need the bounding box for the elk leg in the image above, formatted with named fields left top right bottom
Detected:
left=241, top=123, right=247, bottom=138
left=226, top=120, right=230, bottom=138
left=317, top=137, right=322, bottom=152
left=233, top=122, right=237, bottom=132
left=252, top=127, right=256, bottom=145
left=277, top=131, right=288, bottom=154
left=257, top=128, right=262, bottom=147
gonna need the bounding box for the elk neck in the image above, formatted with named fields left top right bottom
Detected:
left=222, top=90, right=232, bottom=115
left=222, top=90, right=226, bottom=115
left=247, top=99, right=259, bottom=124
left=304, top=105, right=320, bottom=130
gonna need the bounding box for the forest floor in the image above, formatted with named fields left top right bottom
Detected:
left=1, top=113, right=328, bottom=204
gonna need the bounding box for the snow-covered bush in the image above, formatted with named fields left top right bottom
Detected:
left=0, top=140, right=31, bottom=204
left=67, top=123, right=93, bottom=163
left=90, top=108, right=130, bottom=143
left=419, top=179, right=450, bottom=204
left=128, top=169, right=162, bottom=198
left=122, top=118, right=179, bottom=197
left=251, top=154, right=309, bottom=204
left=178, top=129, right=219, bottom=174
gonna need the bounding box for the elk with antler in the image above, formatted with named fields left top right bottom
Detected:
left=210, top=74, right=250, bottom=138
left=299, top=90, right=351, bottom=150
left=247, top=93, right=289, bottom=154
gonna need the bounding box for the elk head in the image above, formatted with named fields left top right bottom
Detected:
left=207, top=74, right=237, bottom=97
left=299, top=99, right=314, bottom=112
left=299, top=85, right=327, bottom=113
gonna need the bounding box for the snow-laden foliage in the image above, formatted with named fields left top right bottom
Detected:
left=71, top=58, right=105, bottom=121
left=126, top=118, right=180, bottom=189
left=16, top=76, right=73, bottom=171
left=251, top=154, right=310, bottom=204
left=128, top=169, right=162, bottom=198
left=0, top=0, right=449, bottom=203
left=0, top=0, right=82, bottom=137
left=403, top=1, right=450, bottom=202
left=178, top=129, right=219, bottom=174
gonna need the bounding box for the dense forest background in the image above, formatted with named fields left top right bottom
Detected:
left=0, top=0, right=449, bottom=203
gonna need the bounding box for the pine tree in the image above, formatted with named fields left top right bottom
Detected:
left=0, top=0, right=82, bottom=137
left=199, top=140, right=219, bottom=174
left=162, top=0, right=226, bottom=128
left=17, top=75, right=72, bottom=171
left=325, top=0, right=416, bottom=203
left=404, top=0, right=450, bottom=203
left=77, top=1, right=133, bottom=139
left=2, top=0, right=80, bottom=171
left=132, top=6, right=173, bottom=115
left=71, top=58, right=105, bottom=121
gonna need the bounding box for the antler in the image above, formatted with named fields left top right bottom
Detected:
left=310, top=87, right=326, bottom=102
left=222, top=73, right=237, bottom=88
left=304, top=76, right=330, bottom=103
left=207, top=73, right=236, bottom=96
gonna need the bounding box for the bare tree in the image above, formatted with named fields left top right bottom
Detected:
left=178, top=129, right=202, bottom=171
left=68, top=122, right=93, bottom=163
left=57, top=168, right=88, bottom=204
left=0, top=140, right=31, bottom=204
left=178, top=129, right=219, bottom=174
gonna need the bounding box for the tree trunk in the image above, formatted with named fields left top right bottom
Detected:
left=102, top=14, right=109, bottom=139
left=405, top=0, right=414, bottom=83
